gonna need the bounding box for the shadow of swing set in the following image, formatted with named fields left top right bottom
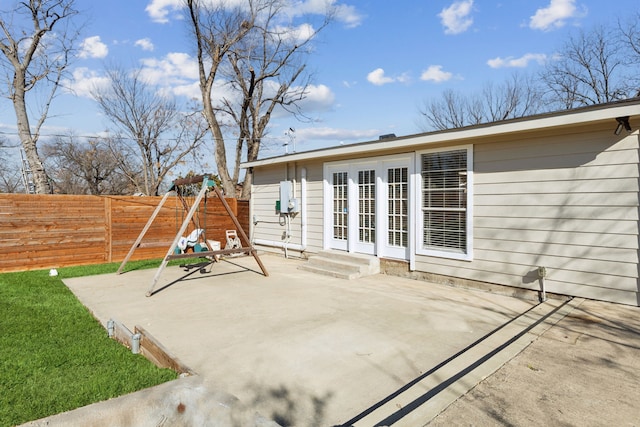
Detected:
left=116, top=175, right=268, bottom=296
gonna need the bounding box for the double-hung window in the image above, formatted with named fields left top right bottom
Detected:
left=417, top=146, right=472, bottom=260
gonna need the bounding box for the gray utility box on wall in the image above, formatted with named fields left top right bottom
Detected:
left=279, top=181, right=299, bottom=214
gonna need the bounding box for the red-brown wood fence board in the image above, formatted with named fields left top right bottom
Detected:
left=0, top=194, right=249, bottom=273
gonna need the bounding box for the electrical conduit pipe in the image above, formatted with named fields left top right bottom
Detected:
left=254, top=167, right=307, bottom=253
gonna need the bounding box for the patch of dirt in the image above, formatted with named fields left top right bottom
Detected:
left=428, top=299, right=640, bottom=427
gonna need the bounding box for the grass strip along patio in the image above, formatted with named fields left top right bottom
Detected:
left=0, top=260, right=179, bottom=427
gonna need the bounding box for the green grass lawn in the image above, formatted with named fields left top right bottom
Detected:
left=0, top=261, right=179, bottom=426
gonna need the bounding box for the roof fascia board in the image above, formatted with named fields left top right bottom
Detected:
left=242, top=101, right=640, bottom=168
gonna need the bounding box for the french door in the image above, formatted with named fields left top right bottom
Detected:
left=325, top=156, right=411, bottom=260
left=381, top=160, right=410, bottom=260
left=327, top=162, right=377, bottom=254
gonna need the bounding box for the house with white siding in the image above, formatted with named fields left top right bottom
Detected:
left=241, top=98, right=640, bottom=306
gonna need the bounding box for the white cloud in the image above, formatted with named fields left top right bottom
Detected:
left=145, top=0, right=363, bottom=28
left=288, top=0, right=363, bottom=28
left=439, top=0, right=474, bottom=35
left=145, top=0, right=182, bottom=24
left=139, top=52, right=245, bottom=103
left=162, top=81, right=202, bottom=100
left=529, top=0, right=578, bottom=31
left=366, top=68, right=397, bottom=86
left=274, top=23, right=316, bottom=43
left=138, top=52, right=202, bottom=99
left=140, top=52, right=199, bottom=85
left=62, top=67, right=111, bottom=98
left=266, top=81, right=337, bottom=119
left=295, top=84, right=335, bottom=112
left=367, top=68, right=393, bottom=86
left=420, top=65, right=453, bottom=83
left=487, top=53, right=548, bottom=68
left=333, top=3, right=363, bottom=28
left=135, top=38, right=155, bottom=51
left=78, top=36, right=108, bottom=59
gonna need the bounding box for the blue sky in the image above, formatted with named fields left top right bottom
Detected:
left=1, top=0, right=638, bottom=161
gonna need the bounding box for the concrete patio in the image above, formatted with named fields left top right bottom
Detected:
left=30, top=253, right=580, bottom=426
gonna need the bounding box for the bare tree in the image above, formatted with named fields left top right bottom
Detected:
left=0, top=0, right=81, bottom=194
left=540, top=25, right=634, bottom=109
left=42, top=135, right=134, bottom=194
left=419, top=89, right=470, bottom=131
left=186, top=0, right=257, bottom=196
left=0, top=138, right=22, bottom=192
left=92, top=67, right=209, bottom=195
left=483, top=73, right=543, bottom=121
left=186, top=0, right=330, bottom=197
left=619, top=13, right=640, bottom=95
left=418, top=73, right=543, bottom=131
left=222, top=4, right=328, bottom=198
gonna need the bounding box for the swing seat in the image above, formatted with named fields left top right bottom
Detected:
left=178, top=228, right=205, bottom=251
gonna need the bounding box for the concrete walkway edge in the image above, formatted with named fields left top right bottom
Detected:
left=348, top=297, right=584, bottom=427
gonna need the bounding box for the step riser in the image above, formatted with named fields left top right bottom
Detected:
left=299, top=250, right=380, bottom=280
left=316, top=250, right=377, bottom=266
left=297, top=264, right=359, bottom=280
left=306, top=259, right=377, bottom=275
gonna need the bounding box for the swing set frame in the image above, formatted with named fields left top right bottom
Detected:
left=117, top=175, right=268, bottom=296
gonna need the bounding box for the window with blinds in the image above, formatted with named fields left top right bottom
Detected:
left=421, top=149, right=468, bottom=253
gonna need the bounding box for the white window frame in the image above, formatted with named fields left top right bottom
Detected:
left=415, top=145, right=473, bottom=261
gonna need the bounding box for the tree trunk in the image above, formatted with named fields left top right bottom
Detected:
left=13, top=85, right=52, bottom=194
left=205, top=103, right=236, bottom=197
left=240, top=171, right=252, bottom=199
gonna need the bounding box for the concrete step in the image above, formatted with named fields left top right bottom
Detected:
left=297, top=263, right=361, bottom=280
left=298, top=250, right=380, bottom=280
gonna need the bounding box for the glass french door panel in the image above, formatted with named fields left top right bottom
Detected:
left=358, top=169, right=376, bottom=244
left=387, top=167, right=408, bottom=248
left=332, top=171, right=348, bottom=240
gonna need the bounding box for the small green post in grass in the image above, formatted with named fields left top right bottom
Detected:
left=0, top=260, right=179, bottom=427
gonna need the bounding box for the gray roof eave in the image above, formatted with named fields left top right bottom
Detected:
left=241, top=98, right=640, bottom=169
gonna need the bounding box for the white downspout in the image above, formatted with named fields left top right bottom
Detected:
left=300, top=167, right=307, bottom=251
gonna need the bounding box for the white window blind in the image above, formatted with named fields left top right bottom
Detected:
left=421, top=149, right=467, bottom=252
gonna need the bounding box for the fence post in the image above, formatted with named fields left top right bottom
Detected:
left=104, top=196, right=112, bottom=263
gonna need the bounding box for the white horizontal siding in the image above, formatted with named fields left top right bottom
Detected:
left=251, top=162, right=325, bottom=254
left=250, top=122, right=640, bottom=305
left=475, top=177, right=638, bottom=195
left=475, top=163, right=639, bottom=184
left=475, top=205, right=637, bottom=221
left=474, top=227, right=637, bottom=249
left=251, top=165, right=287, bottom=244
left=304, top=162, right=325, bottom=252
left=476, top=216, right=637, bottom=235
left=474, top=238, right=638, bottom=264
left=456, top=126, right=639, bottom=305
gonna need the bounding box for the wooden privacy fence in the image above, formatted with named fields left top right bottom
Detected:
left=0, top=194, right=249, bottom=273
